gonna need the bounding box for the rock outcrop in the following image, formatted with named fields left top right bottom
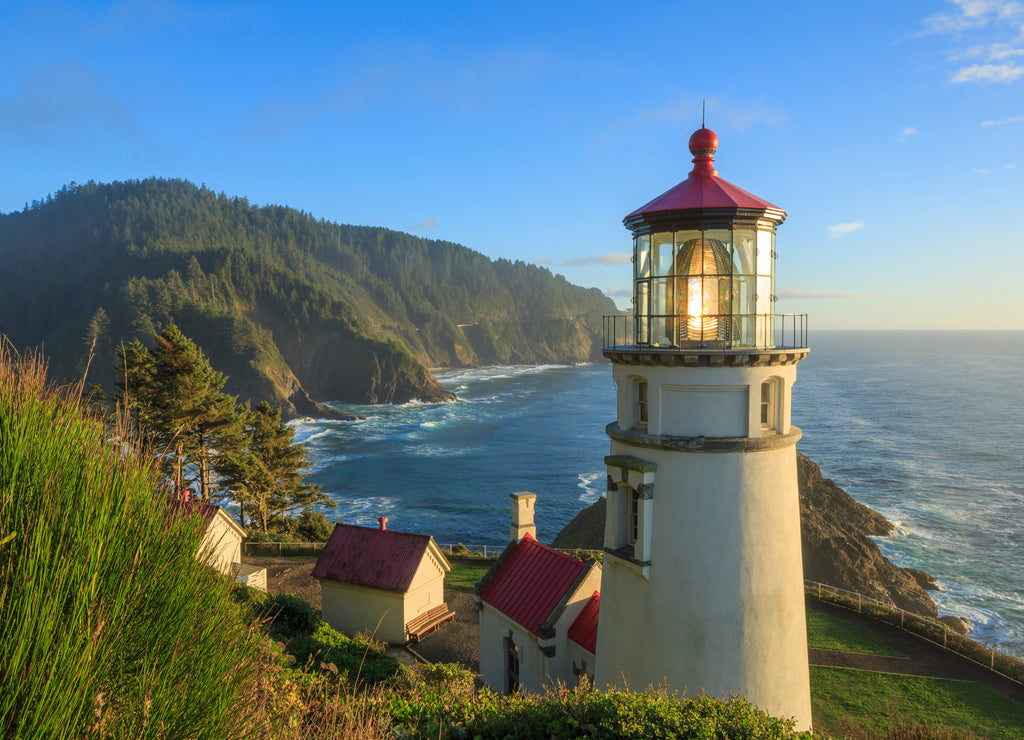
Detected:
left=552, top=453, right=940, bottom=618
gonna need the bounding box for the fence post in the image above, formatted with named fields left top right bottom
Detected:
left=858, top=595, right=862, bottom=612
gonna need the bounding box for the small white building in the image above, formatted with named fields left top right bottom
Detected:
left=169, top=497, right=247, bottom=576
left=477, top=493, right=602, bottom=693
left=312, top=521, right=453, bottom=644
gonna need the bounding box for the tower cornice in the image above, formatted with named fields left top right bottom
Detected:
left=602, top=348, right=808, bottom=367
left=606, top=422, right=802, bottom=453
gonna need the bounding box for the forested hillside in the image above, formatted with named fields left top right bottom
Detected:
left=0, top=179, right=616, bottom=416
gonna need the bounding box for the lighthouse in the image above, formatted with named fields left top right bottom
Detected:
left=593, top=126, right=812, bottom=730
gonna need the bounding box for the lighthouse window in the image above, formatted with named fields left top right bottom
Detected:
left=628, top=488, right=640, bottom=545
left=634, top=380, right=648, bottom=430
left=760, top=380, right=777, bottom=432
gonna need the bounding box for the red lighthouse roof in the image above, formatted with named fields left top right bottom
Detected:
left=624, top=127, right=785, bottom=225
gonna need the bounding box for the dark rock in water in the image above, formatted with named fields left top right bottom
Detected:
left=797, top=453, right=937, bottom=617
left=906, top=568, right=940, bottom=591
left=939, top=615, right=972, bottom=635
left=551, top=453, right=941, bottom=619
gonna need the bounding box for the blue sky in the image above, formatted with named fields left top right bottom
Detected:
left=2, top=1, right=1022, bottom=329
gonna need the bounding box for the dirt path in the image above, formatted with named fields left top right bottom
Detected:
left=245, top=556, right=1024, bottom=704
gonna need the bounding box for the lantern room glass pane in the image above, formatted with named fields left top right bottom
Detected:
left=756, top=230, right=773, bottom=275
left=650, top=317, right=672, bottom=346
left=653, top=233, right=674, bottom=277
left=733, top=229, right=756, bottom=275
left=635, top=280, right=649, bottom=343
left=651, top=278, right=672, bottom=317
left=704, top=229, right=732, bottom=274
left=756, top=275, right=773, bottom=315
left=636, top=235, right=651, bottom=279
left=674, top=230, right=700, bottom=273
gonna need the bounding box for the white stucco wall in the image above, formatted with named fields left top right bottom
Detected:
left=319, top=580, right=408, bottom=644
left=402, top=554, right=447, bottom=624
left=598, top=360, right=811, bottom=731
left=198, top=511, right=243, bottom=576
left=479, top=606, right=544, bottom=694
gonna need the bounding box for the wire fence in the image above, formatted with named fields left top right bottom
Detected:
left=805, top=579, right=1024, bottom=687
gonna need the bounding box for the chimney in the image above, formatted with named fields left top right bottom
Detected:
left=377, top=516, right=388, bottom=531
left=510, top=492, right=537, bottom=543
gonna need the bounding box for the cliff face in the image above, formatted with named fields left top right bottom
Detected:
left=551, top=453, right=939, bottom=618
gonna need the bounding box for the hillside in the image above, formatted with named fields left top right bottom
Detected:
left=0, top=179, right=617, bottom=416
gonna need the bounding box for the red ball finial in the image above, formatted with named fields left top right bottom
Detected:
left=688, top=127, right=718, bottom=156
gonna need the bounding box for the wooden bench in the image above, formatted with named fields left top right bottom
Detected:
left=405, top=603, right=456, bottom=643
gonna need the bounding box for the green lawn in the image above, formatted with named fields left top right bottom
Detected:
left=446, top=563, right=492, bottom=592
left=811, top=665, right=1024, bottom=738
left=806, top=608, right=904, bottom=657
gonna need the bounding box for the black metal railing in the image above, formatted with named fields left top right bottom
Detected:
left=603, top=313, right=808, bottom=351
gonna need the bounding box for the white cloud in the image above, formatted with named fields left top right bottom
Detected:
left=982, top=113, right=1024, bottom=124
left=974, top=167, right=993, bottom=173
left=1005, top=163, right=1018, bottom=168
left=827, top=221, right=865, bottom=237
left=604, top=287, right=632, bottom=298
left=916, top=1, right=1024, bottom=84
left=897, top=126, right=919, bottom=142
left=951, top=63, right=1024, bottom=82
left=413, top=219, right=439, bottom=231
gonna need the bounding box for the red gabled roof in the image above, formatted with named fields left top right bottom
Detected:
left=311, top=524, right=435, bottom=593
left=568, top=592, right=600, bottom=654
left=624, top=126, right=784, bottom=221
left=479, top=534, right=587, bottom=635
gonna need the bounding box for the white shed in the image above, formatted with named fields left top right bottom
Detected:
left=312, top=522, right=453, bottom=645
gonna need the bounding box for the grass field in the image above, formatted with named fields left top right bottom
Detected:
left=447, top=562, right=492, bottom=592
left=806, top=608, right=904, bottom=657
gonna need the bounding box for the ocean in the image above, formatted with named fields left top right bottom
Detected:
left=292, top=330, right=1024, bottom=658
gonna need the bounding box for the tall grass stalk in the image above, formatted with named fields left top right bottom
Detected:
left=0, top=344, right=266, bottom=738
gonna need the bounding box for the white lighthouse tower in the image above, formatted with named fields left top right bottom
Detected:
left=593, top=125, right=812, bottom=730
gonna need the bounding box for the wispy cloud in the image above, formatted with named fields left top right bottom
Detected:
left=897, top=126, right=919, bottom=142
left=827, top=221, right=865, bottom=237
left=413, top=219, right=439, bottom=231
left=917, top=1, right=1024, bottom=84
left=952, top=63, right=1024, bottom=82
left=538, top=252, right=631, bottom=267
left=982, top=113, right=1024, bottom=124
left=776, top=288, right=881, bottom=300
left=604, top=287, right=632, bottom=298
left=973, top=167, right=993, bottom=174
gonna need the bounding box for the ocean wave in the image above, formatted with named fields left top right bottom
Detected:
left=576, top=471, right=604, bottom=505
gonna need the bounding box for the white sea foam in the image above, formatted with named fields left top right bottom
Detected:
left=577, top=472, right=603, bottom=505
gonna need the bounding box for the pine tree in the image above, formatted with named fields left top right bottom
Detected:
left=218, top=401, right=333, bottom=532
left=117, top=324, right=242, bottom=500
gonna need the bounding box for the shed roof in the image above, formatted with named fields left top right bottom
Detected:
left=479, top=534, right=587, bottom=635
left=166, top=498, right=246, bottom=537
left=311, top=524, right=449, bottom=594
left=568, top=592, right=600, bottom=654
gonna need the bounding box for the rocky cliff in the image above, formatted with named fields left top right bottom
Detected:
left=551, top=453, right=940, bottom=618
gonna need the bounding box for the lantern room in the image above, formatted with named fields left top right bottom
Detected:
left=620, top=127, right=792, bottom=350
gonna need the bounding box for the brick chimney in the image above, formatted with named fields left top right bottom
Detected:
left=377, top=516, right=388, bottom=531
left=510, top=492, right=537, bottom=543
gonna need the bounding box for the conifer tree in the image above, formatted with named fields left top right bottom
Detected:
left=117, top=324, right=241, bottom=500
left=218, top=401, right=333, bottom=532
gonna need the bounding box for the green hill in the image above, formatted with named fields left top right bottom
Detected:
left=0, top=179, right=617, bottom=416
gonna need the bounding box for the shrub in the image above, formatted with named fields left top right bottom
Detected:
left=297, top=508, right=332, bottom=542
left=267, top=592, right=322, bottom=638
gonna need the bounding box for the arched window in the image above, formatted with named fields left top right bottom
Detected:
left=760, top=379, right=778, bottom=433
left=631, top=378, right=649, bottom=431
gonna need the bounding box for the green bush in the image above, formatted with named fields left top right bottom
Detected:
left=297, top=508, right=332, bottom=541
left=267, top=592, right=322, bottom=638
left=384, top=683, right=796, bottom=739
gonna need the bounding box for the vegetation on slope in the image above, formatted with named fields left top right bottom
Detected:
left=0, top=179, right=617, bottom=415
left=0, top=344, right=266, bottom=737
